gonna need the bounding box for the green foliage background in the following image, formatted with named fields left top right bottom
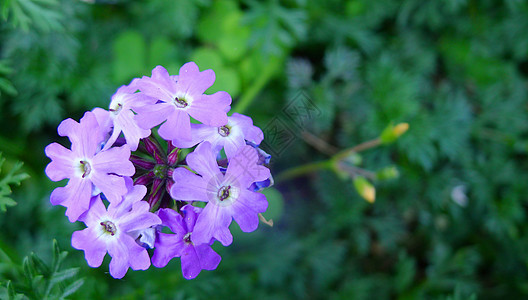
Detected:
left=1, top=0, right=528, bottom=299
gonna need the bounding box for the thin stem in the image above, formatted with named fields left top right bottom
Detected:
left=275, top=160, right=332, bottom=182
left=301, top=130, right=339, bottom=155
left=333, top=138, right=381, bottom=162
left=233, top=57, right=281, bottom=114
left=276, top=138, right=382, bottom=182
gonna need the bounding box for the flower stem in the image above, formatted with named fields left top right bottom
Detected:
left=275, top=160, right=333, bottom=182
left=275, top=138, right=382, bottom=182
left=232, top=57, right=281, bottom=114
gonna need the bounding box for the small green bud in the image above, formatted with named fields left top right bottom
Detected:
left=353, top=176, right=375, bottom=203
left=380, top=122, right=409, bottom=144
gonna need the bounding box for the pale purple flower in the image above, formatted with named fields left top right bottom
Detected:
left=92, top=79, right=156, bottom=151
left=134, top=63, right=231, bottom=142
left=45, top=112, right=135, bottom=222
left=152, top=205, right=221, bottom=279
left=170, top=142, right=270, bottom=246
left=71, top=184, right=161, bottom=279
left=172, top=113, right=264, bottom=159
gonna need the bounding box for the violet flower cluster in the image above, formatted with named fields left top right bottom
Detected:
left=45, top=62, right=273, bottom=279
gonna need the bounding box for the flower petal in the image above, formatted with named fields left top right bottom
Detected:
left=92, top=145, right=134, bottom=176
left=44, top=143, right=75, bottom=181
left=152, top=232, right=184, bottom=268
left=180, top=245, right=201, bottom=279
left=188, top=91, right=230, bottom=126
left=50, top=178, right=93, bottom=222
left=170, top=168, right=208, bottom=202
left=186, top=142, right=223, bottom=182
left=119, top=201, right=161, bottom=233
left=194, top=243, right=221, bottom=271
left=232, top=190, right=268, bottom=232
left=192, top=203, right=233, bottom=246
left=177, top=62, right=215, bottom=95
left=71, top=228, right=107, bottom=268
left=158, top=109, right=191, bottom=141
left=107, top=240, right=130, bottom=279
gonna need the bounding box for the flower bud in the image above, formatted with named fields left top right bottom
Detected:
left=376, top=166, right=399, bottom=180
left=380, top=122, right=409, bottom=144
left=353, top=176, right=375, bottom=203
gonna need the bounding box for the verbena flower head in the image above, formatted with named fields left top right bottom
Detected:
left=44, top=62, right=273, bottom=279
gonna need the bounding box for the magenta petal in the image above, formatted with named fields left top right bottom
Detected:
left=117, top=110, right=151, bottom=151
left=90, top=173, right=127, bottom=203
left=172, top=123, right=216, bottom=149
left=152, top=233, right=185, bottom=268
left=58, top=112, right=102, bottom=158
left=225, top=146, right=271, bottom=188
left=231, top=191, right=268, bottom=232
left=137, top=66, right=177, bottom=100
left=158, top=109, right=191, bottom=141
left=188, top=92, right=231, bottom=126
left=92, top=108, right=113, bottom=140
left=71, top=228, right=107, bottom=267
left=51, top=178, right=93, bottom=222
left=119, top=201, right=161, bottom=232
left=122, top=235, right=151, bottom=271
left=158, top=208, right=185, bottom=234
left=192, top=203, right=233, bottom=246
left=92, top=145, right=134, bottom=176
left=135, top=102, right=174, bottom=130
left=79, top=195, right=107, bottom=226
left=45, top=143, right=75, bottom=181
left=244, top=125, right=264, bottom=145
left=107, top=240, right=130, bottom=279
left=177, top=62, right=216, bottom=95
left=180, top=245, right=202, bottom=279
left=170, top=168, right=208, bottom=201
left=181, top=205, right=201, bottom=232
left=186, top=142, right=223, bottom=182
left=223, top=135, right=246, bottom=159
left=194, top=243, right=221, bottom=271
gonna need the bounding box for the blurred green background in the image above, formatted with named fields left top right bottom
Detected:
left=1, top=0, right=528, bottom=299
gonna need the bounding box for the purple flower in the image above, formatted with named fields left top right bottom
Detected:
left=71, top=184, right=161, bottom=279
left=172, top=113, right=264, bottom=159
left=45, top=111, right=135, bottom=222
left=93, top=79, right=156, bottom=151
left=134, top=63, right=231, bottom=142
left=170, top=142, right=270, bottom=246
left=152, top=205, right=221, bottom=279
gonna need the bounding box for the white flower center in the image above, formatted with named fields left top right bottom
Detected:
left=100, top=220, right=117, bottom=236
left=218, top=125, right=231, bottom=137
left=76, top=159, right=93, bottom=178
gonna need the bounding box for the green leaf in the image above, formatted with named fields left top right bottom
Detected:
left=50, top=268, right=79, bottom=286
left=0, top=154, right=29, bottom=212
left=6, top=281, right=15, bottom=300
left=61, top=278, right=85, bottom=298
left=2, top=0, right=63, bottom=31
left=113, top=30, right=147, bottom=83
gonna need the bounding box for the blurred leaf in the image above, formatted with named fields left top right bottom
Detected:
left=244, top=0, right=307, bottom=55
left=113, top=30, right=147, bottom=83
left=1, top=0, right=63, bottom=31
left=0, top=153, right=29, bottom=212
